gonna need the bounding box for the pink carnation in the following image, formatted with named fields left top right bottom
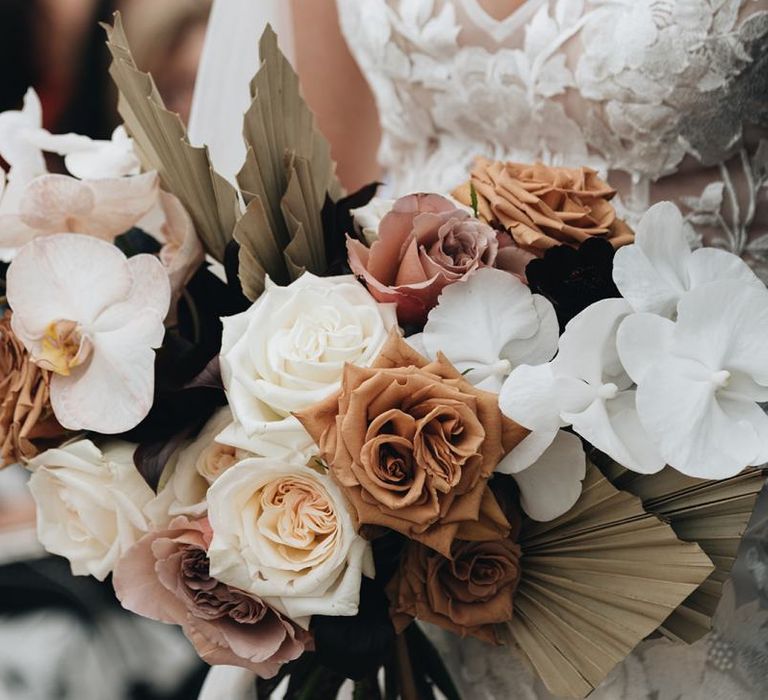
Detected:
left=113, top=516, right=310, bottom=677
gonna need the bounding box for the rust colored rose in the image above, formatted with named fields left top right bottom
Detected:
left=1, top=311, right=63, bottom=467
left=347, top=193, right=499, bottom=326
left=387, top=535, right=522, bottom=644
left=453, top=158, right=634, bottom=254
left=295, top=332, right=528, bottom=557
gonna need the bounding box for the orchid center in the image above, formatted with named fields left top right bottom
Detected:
left=37, top=320, right=92, bottom=376
left=597, top=382, right=619, bottom=400
left=711, top=369, right=731, bottom=390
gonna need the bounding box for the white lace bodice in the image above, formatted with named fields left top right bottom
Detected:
left=336, top=0, right=768, bottom=277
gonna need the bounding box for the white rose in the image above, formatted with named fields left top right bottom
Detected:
left=207, top=458, right=374, bottom=626
left=145, top=407, right=246, bottom=526
left=27, top=440, right=153, bottom=580
left=220, top=273, right=397, bottom=460
left=350, top=197, right=395, bottom=245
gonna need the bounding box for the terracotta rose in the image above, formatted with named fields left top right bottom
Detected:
left=347, top=193, right=499, bottom=325
left=387, top=535, right=522, bottom=644
left=453, top=158, right=634, bottom=254
left=295, top=332, right=528, bottom=557
left=0, top=311, right=63, bottom=466
left=113, top=515, right=310, bottom=677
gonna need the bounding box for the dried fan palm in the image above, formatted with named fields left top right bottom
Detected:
left=595, top=454, right=766, bottom=644
left=103, top=14, right=239, bottom=262
left=509, top=462, right=715, bottom=698
left=234, top=26, right=343, bottom=299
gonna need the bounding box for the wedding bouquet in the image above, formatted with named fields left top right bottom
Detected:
left=1, top=16, right=766, bottom=700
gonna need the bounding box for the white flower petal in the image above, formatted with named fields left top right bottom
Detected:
left=616, top=312, right=675, bottom=384
left=674, top=281, right=768, bottom=385
left=501, top=294, right=559, bottom=367
left=423, top=268, right=541, bottom=371
left=686, top=246, right=763, bottom=291
left=555, top=298, right=633, bottom=385
left=93, top=254, right=171, bottom=331
left=564, top=391, right=665, bottom=474
left=7, top=234, right=133, bottom=334
left=498, top=363, right=560, bottom=432
left=511, top=430, right=586, bottom=521
left=0, top=88, right=46, bottom=180
left=496, top=425, right=559, bottom=474
left=635, top=357, right=760, bottom=478
left=612, top=201, right=689, bottom=316
left=51, top=312, right=161, bottom=433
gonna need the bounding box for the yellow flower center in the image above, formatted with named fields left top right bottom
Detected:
left=37, top=320, right=92, bottom=376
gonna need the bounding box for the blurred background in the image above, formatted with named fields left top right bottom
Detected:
left=0, top=1, right=212, bottom=698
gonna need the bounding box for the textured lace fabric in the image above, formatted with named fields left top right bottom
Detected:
left=336, top=0, right=768, bottom=279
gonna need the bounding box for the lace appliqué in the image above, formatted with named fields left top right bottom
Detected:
left=336, top=0, right=768, bottom=280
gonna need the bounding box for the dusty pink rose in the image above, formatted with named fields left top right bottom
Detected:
left=347, top=194, right=499, bottom=325
left=113, top=516, right=310, bottom=677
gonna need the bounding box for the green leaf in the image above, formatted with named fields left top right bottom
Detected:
left=469, top=182, right=479, bottom=218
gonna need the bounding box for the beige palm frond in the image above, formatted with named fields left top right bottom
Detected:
left=510, top=462, right=715, bottom=699
left=596, top=455, right=766, bottom=644
left=103, top=13, right=239, bottom=262
left=235, top=25, right=343, bottom=298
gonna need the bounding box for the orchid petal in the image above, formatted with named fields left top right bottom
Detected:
left=93, top=254, right=171, bottom=332
left=612, top=202, right=689, bottom=316
left=0, top=88, right=46, bottom=180
left=511, top=430, right=586, bottom=521
left=421, top=268, right=558, bottom=386
left=50, top=311, right=161, bottom=433
left=496, top=425, right=559, bottom=474
left=686, top=247, right=763, bottom=291
left=564, top=391, right=665, bottom=474
left=635, top=357, right=761, bottom=478
left=616, top=313, right=675, bottom=384
left=499, top=362, right=560, bottom=432
left=7, top=234, right=133, bottom=334
left=674, top=281, right=768, bottom=385
left=555, top=298, right=633, bottom=386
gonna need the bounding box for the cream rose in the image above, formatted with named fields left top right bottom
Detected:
left=219, top=273, right=397, bottom=460
left=207, top=458, right=374, bottom=626
left=27, top=440, right=153, bottom=580
left=145, top=407, right=246, bottom=526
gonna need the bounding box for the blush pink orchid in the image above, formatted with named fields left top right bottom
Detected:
left=7, top=234, right=170, bottom=433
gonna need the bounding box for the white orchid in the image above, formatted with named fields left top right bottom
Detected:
left=617, top=280, right=768, bottom=479
left=0, top=87, right=47, bottom=183
left=0, top=87, right=140, bottom=181
left=612, top=201, right=762, bottom=317
left=27, top=125, right=141, bottom=180
left=7, top=234, right=170, bottom=433
left=409, top=267, right=559, bottom=392
left=499, top=298, right=666, bottom=477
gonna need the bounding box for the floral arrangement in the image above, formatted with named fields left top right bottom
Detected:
left=1, top=18, right=766, bottom=700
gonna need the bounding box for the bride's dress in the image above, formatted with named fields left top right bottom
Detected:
left=191, top=1, right=768, bottom=697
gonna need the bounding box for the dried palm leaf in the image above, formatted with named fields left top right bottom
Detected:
left=595, top=454, right=766, bottom=644
left=103, top=13, right=239, bottom=261
left=510, top=462, right=714, bottom=698
left=235, top=25, right=341, bottom=299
